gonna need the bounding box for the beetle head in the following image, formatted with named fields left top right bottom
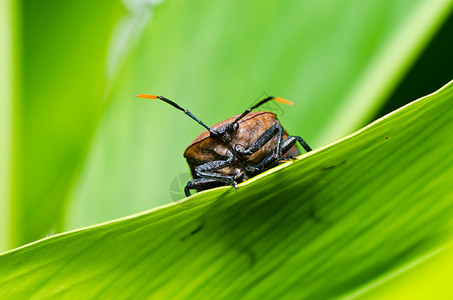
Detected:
left=210, top=122, right=238, bottom=143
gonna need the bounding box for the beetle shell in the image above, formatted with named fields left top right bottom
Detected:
left=183, top=111, right=299, bottom=182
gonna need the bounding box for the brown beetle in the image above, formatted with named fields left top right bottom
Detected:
left=137, top=94, right=312, bottom=196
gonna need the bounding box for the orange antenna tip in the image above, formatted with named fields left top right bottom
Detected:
left=136, top=94, right=158, bottom=99
left=274, top=97, right=296, bottom=105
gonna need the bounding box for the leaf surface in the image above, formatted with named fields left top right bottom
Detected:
left=2, top=80, right=453, bottom=299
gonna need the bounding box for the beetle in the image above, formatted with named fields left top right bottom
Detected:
left=137, top=94, right=312, bottom=196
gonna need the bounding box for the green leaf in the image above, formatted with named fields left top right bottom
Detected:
left=349, top=244, right=453, bottom=299
left=65, top=0, right=453, bottom=231
left=0, top=0, right=16, bottom=251
left=9, top=0, right=123, bottom=246
left=2, top=80, right=452, bottom=299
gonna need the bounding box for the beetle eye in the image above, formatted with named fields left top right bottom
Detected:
left=229, top=122, right=239, bottom=132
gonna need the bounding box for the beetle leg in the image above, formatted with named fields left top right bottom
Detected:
left=245, top=155, right=274, bottom=175
left=281, top=135, right=312, bottom=154
left=195, top=170, right=236, bottom=186
left=185, top=157, right=237, bottom=195
left=246, top=135, right=312, bottom=174
left=236, top=124, right=284, bottom=159
left=195, top=155, right=234, bottom=175
left=190, top=155, right=238, bottom=191
left=185, top=177, right=228, bottom=197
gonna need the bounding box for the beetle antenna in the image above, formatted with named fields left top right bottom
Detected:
left=232, top=96, right=295, bottom=124
left=137, top=94, right=215, bottom=134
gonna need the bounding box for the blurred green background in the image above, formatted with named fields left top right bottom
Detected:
left=1, top=0, right=453, bottom=251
